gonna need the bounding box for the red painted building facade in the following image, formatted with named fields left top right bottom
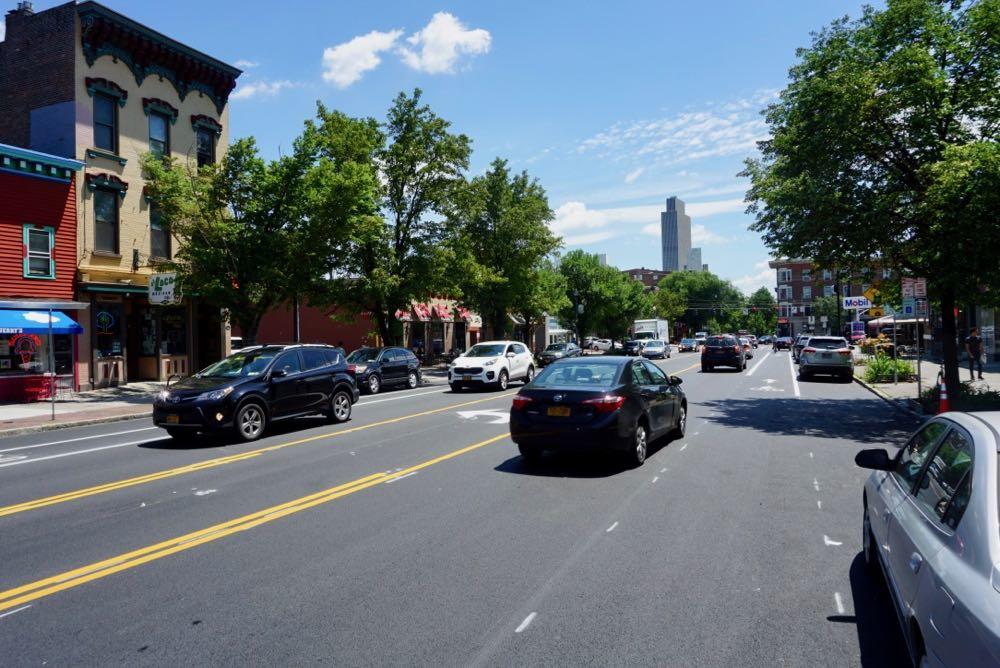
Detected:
left=0, top=143, right=85, bottom=401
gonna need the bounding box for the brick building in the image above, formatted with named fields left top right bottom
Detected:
left=622, top=267, right=671, bottom=291
left=0, top=1, right=240, bottom=388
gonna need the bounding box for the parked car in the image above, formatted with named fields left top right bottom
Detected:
left=678, top=338, right=698, bottom=352
left=739, top=337, right=754, bottom=360
left=591, top=338, right=613, bottom=352
left=641, top=339, right=670, bottom=359
left=773, top=336, right=793, bottom=350
left=509, top=357, right=686, bottom=467
left=759, top=335, right=772, bottom=345
left=538, top=342, right=582, bottom=366
left=624, top=340, right=644, bottom=356
left=153, top=344, right=359, bottom=442
left=798, top=336, right=853, bottom=381
left=747, top=335, right=758, bottom=348
left=694, top=336, right=707, bottom=349
left=449, top=341, right=535, bottom=391
left=855, top=413, right=1000, bottom=667
left=346, top=346, right=422, bottom=394
left=792, top=334, right=810, bottom=361
left=701, top=334, right=746, bottom=372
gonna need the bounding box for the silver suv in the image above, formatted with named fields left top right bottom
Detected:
left=798, top=336, right=853, bottom=381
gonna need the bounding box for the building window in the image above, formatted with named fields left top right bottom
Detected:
left=196, top=128, right=216, bottom=166
left=93, top=93, right=118, bottom=152
left=882, top=268, right=893, bottom=279
left=94, top=188, right=119, bottom=253
left=777, top=268, right=792, bottom=283
left=802, top=269, right=812, bottom=282
left=779, top=304, right=791, bottom=318
left=150, top=207, right=170, bottom=259
left=778, top=286, right=793, bottom=301
left=823, top=284, right=835, bottom=297
left=23, top=225, right=55, bottom=279
left=149, top=111, right=170, bottom=157
left=822, top=269, right=833, bottom=280
left=802, top=286, right=812, bottom=300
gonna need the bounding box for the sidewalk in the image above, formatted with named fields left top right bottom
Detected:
left=0, top=382, right=162, bottom=437
left=855, top=359, right=1000, bottom=414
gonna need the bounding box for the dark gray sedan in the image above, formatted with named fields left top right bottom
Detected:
left=537, top=342, right=582, bottom=366
left=855, top=411, right=1000, bottom=667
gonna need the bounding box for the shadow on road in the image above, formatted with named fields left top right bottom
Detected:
left=495, top=452, right=627, bottom=478
left=700, top=397, right=918, bottom=444
left=828, top=553, right=910, bottom=667
left=138, top=416, right=334, bottom=450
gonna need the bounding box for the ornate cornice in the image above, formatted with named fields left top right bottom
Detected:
left=78, top=2, right=241, bottom=115
left=85, top=172, right=129, bottom=199
left=85, top=77, right=128, bottom=106
left=191, top=114, right=223, bottom=136
left=142, top=97, right=179, bottom=124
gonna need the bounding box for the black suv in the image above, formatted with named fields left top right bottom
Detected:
left=153, top=344, right=359, bottom=442
left=701, top=334, right=746, bottom=372
left=346, top=347, right=422, bottom=394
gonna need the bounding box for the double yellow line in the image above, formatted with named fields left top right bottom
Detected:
left=0, top=434, right=508, bottom=613
left=0, top=392, right=514, bottom=519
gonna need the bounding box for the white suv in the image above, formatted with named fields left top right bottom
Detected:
left=449, top=341, right=535, bottom=391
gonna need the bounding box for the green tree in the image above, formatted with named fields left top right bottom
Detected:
left=743, top=287, right=778, bottom=335
left=812, top=295, right=841, bottom=333
left=447, top=158, right=560, bottom=338
left=557, top=251, right=612, bottom=341
left=309, top=90, right=471, bottom=344
left=653, top=289, right=687, bottom=323
left=742, top=0, right=1000, bottom=390
left=509, top=260, right=570, bottom=350
left=598, top=274, right=654, bottom=344
left=656, top=271, right=745, bottom=334
left=142, top=137, right=348, bottom=346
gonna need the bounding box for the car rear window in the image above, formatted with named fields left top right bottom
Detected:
left=807, top=338, right=848, bottom=350
left=707, top=336, right=737, bottom=347
left=532, top=361, right=621, bottom=388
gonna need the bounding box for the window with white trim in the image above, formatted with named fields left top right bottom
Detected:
left=801, top=269, right=812, bottom=282
left=823, top=284, right=835, bottom=297
left=802, top=286, right=812, bottom=300
left=822, top=269, right=833, bottom=280
left=23, top=225, right=55, bottom=279
left=777, top=268, right=792, bottom=282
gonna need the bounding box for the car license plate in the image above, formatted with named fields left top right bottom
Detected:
left=822, top=353, right=832, bottom=359
left=165, top=414, right=179, bottom=424
left=547, top=406, right=571, bottom=417
left=463, top=375, right=472, bottom=381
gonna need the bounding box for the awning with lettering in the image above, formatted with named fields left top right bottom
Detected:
left=0, top=309, right=83, bottom=335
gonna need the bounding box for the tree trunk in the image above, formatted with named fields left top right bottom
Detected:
left=491, top=311, right=507, bottom=341
left=373, top=301, right=392, bottom=346
left=940, top=288, right=961, bottom=394
left=238, top=314, right=262, bottom=348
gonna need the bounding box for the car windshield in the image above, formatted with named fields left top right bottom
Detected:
left=808, top=338, right=848, bottom=350
left=347, top=348, right=381, bottom=363
left=197, top=348, right=281, bottom=378
left=466, top=344, right=506, bottom=357
left=532, top=361, right=620, bottom=387
left=545, top=344, right=567, bottom=351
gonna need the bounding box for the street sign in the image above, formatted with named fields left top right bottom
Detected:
left=915, top=298, right=928, bottom=317
left=149, top=272, right=180, bottom=305
left=851, top=321, right=866, bottom=334
left=902, top=296, right=916, bottom=316
left=863, top=287, right=880, bottom=303
left=914, top=277, right=927, bottom=298
left=868, top=307, right=885, bottom=318
left=843, top=296, right=872, bottom=309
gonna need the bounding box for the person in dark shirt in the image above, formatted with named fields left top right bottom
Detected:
left=965, top=328, right=984, bottom=380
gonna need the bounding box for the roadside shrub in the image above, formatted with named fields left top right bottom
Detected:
left=863, top=353, right=914, bottom=383
left=920, top=381, right=1000, bottom=412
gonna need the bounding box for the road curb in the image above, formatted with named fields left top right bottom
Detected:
left=852, top=375, right=924, bottom=419
left=0, top=410, right=152, bottom=439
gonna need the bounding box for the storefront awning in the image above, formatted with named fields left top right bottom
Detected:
left=412, top=303, right=432, bottom=321
left=394, top=308, right=412, bottom=322
left=432, top=303, right=453, bottom=320
left=0, top=310, right=83, bottom=335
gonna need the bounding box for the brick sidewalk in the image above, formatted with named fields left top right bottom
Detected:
left=0, top=382, right=162, bottom=437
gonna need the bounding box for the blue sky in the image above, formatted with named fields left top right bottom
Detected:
left=8, top=0, right=877, bottom=294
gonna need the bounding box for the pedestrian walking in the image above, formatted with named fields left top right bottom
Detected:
left=965, top=327, right=984, bottom=380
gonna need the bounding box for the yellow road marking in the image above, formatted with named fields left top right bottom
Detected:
left=0, top=392, right=514, bottom=519
left=0, top=434, right=508, bottom=612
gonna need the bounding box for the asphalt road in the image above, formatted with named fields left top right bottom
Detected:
left=0, top=350, right=921, bottom=666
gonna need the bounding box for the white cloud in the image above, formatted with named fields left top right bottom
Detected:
left=234, top=59, right=259, bottom=69
left=322, top=29, right=403, bottom=88
left=551, top=201, right=609, bottom=235
left=398, top=12, right=491, bottom=74
left=563, top=231, right=615, bottom=246
left=624, top=167, right=644, bottom=184
left=231, top=80, right=298, bottom=100
left=686, top=198, right=745, bottom=218
left=640, top=223, right=660, bottom=237
left=0, top=19, right=5, bottom=41
left=691, top=224, right=730, bottom=245
left=732, top=266, right=776, bottom=295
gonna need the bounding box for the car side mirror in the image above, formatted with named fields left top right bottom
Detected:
left=669, top=375, right=683, bottom=386
left=506, top=352, right=516, bottom=358
left=269, top=368, right=287, bottom=380
left=855, top=448, right=893, bottom=471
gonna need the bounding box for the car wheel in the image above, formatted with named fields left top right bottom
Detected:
left=367, top=374, right=381, bottom=394
left=862, top=505, right=880, bottom=576
left=407, top=370, right=419, bottom=389
left=800, top=369, right=810, bottom=381
left=498, top=369, right=509, bottom=391
left=449, top=382, right=463, bottom=393
left=842, top=371, right=853, bottom=383
left=329, top=390, right=352, bottom=423
left=672, top=404, right=686, bottom=439
left=518, top=443, right=542, bottom=463
left=625, top=421, right=648, bottom=467
left=524, top=365, right=535, bottom=383
left=233, top=402, right=266, bottom=442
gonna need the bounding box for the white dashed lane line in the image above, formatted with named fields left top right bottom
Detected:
left=823, top=535, right=843, bottom=546
left=606, top=522, right=619, bottom=533
left=515, top=612, right=537, bottom=633
left=834, top=592, right=846, bottom=614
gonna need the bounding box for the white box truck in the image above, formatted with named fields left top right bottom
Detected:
left=633, top=319, right=670, bottom=343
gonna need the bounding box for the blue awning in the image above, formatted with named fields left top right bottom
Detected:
left=0, top=310, right=83, bottom=335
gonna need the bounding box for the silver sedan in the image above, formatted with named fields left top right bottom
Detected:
left=855, top=411, right=1000, bottom=667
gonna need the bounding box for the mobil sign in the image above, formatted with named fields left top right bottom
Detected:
left=842, top=296, right=872, bottom=310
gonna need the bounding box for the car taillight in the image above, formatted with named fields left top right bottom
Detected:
left=733, top=346, right=741, bottom=353
left=512, top=395, right=534, bottom=411
left=346, top=364, right=356, bottom=374
left=582, top=395, right=626, bottom=413
left=838, top=349, right=852, bottom=357
left=803, top=347, right=816, bottom=353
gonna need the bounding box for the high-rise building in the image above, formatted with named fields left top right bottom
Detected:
left=686, top=247, right=702, bottom=271
left=660, top=196, right=691, bottom=272
left=596, top=253, right=608, bottom=267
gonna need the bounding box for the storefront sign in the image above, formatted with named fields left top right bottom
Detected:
left=150, top=272, right=181, bottom=305
left=843, top=296, right=872, bottom=309
left=913, top=278, right=927, bottom=298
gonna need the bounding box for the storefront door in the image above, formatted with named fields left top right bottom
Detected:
left=93, top=303, right=125, bottom=387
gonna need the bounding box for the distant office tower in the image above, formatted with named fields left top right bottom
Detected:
left=596, top=254, right=608, bottom=267
left=661, top=196, right=691, bottom=272
left=686, top=247, right=702, bottom=271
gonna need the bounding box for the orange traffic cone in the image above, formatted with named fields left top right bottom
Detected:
left=938, top=378, right=951, bottom=414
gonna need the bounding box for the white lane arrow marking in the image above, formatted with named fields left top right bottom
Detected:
left=751, top=385, right=785, bottom=392
left=764, top=378, right=777, bottom=384
left=823, top=535, right=843, bottom=546
left=456, top=409, right=509, bottom=424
